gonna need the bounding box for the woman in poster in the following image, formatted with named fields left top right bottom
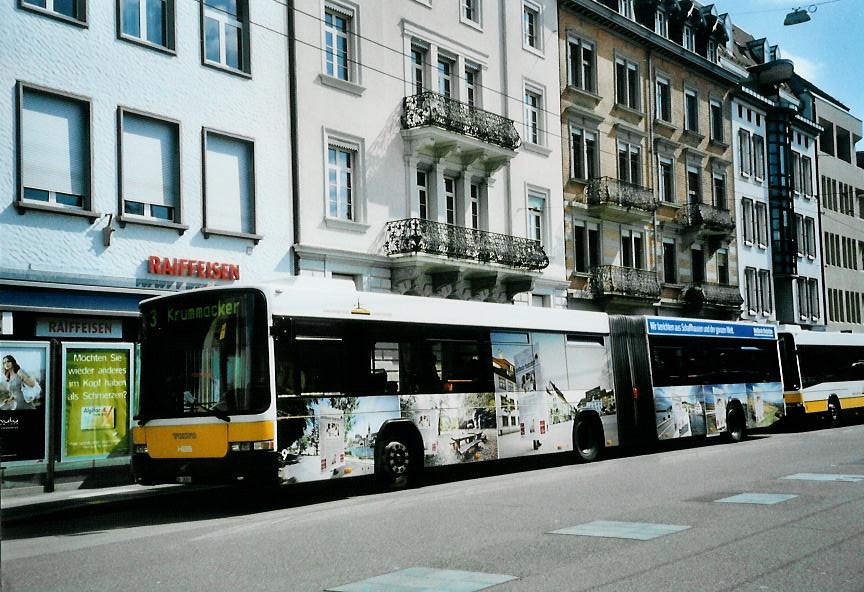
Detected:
left=0, top=355, right=41, bottom=410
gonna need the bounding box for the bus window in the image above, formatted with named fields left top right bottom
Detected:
left=402, top=339, right=491, bottom=394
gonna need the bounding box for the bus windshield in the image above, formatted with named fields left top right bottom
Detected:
left=139, top=289, right=270, bottom=420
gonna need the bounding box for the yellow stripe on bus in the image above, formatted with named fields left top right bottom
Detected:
left=144, top=424, right=230, bottom=459
left=840, top=395, right=864, bottom=409
left=228, top=421, right=274, bottom=442
left=141, top=421, right=275, bottom=459
left=804, top=400, right=828, bottom=413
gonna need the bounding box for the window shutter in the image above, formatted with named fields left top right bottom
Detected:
left=22, top=90, right=87, bottom=196
left=122, top=113, right=178, bottom=207
left=206, top=133, right=253, bottom=233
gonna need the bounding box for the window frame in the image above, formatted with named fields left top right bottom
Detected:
left=201, top=127, right=261, bottom=242
left=683, top=87, right=699, bottom=134
left=117, top=0, right=176, bottom=53
left=117, top=106, right=187, bottom=232
left=617, top=140, right=641, bottom=186
left=662, top=239, right=678, bottom=284
left=615, top=56, right=640, bottom=111
left=570, top=125, right=598, bottom=181
left=709, top=98, right=724, bottom=143
left=738, top=129, right=752, bottom=177
left=658, top=156, right=674, bottom=203
left=522, top=0, right=543, bottom=54
left=323, top=129, right=367, bottom=230
left=567, top=34, right=596, bottom=93
left=712, top=172, right=727, bottom=210
left=752, top=134, right=765, bottom=180
left=19, top=0, right=87, bottom=26
left=200, top=0, right=251, bottom=76
left=755, top=201, right=768, bottom=248
left=759, top=269, right=773, bottom=314
left=523, top=84, right=545, bottom=147
left=742, top=198, right=754, bottom=245
left=16, top=81, right=98, bottom=219
left=460, top=0, right=482, bottom=29
left=573, top=219, right=600, bottom=273
left=527, top=189, right=547, bottom=246
left=655, top=75, right=671, bottom=122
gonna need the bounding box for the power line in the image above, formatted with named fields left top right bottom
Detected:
left=732, top=0, right=844, bottom=16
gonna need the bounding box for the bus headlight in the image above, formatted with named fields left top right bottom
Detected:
left=133, top=444, right=149, bottom=454
left=230, top=440, right=274, bottom=452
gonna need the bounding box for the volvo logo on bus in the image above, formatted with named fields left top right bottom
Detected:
left=173, top=432, right=197, bottom=440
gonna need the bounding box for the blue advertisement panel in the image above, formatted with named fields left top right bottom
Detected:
left=646, top=318, right=776, bottom=340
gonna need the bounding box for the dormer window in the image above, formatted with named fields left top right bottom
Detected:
left=683, top=25, right=695, bottom=52
left=655, top=10, right=668, bottom=37
left=618, top=0, right=633, bottom=20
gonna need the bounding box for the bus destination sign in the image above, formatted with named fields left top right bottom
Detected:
left=646, top=318, right=776, bottom=340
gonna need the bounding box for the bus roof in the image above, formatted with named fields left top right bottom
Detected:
left=778, top=325, right=864, bottom=347
left=145, top=277, right=612, bottom=335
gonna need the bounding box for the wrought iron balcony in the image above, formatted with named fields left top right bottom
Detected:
left=682, top=282, right=744, bottom=308
left=401, top=92, right=521, bottom=151
left=582, top=177, right=658, bottom=214
left=676, top=203, right=735, bottom=235
left=384, top=218, right=548, bottom=271
left=589, top=265, right=661, bottom=300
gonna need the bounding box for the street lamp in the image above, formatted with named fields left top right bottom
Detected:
left=784, top=6, right=813, bottom=25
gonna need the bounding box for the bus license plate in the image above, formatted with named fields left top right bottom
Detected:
left=176, top=475, right=193, bottom=484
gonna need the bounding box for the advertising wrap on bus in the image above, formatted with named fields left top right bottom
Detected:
left=646, top=317, right=784, bottom=441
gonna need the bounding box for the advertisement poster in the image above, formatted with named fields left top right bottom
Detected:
left=278, top=396, right=400, bottom=483
left=0, top=341, right=49, bottom=463
left=61, top=344, right=133, bottom=461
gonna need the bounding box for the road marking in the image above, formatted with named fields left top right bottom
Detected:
left=327, top=567, right=517, bottom=591
left=549, top=520, right=690, bottom=541
left=715, top=493, right=797, bottom=505
left=781, top=473, right=864, bottom=483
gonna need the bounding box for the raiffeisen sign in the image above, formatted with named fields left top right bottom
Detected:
left=147, top=256, right=240, bottom=281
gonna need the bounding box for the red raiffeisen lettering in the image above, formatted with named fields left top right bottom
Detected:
left=148, top=256, right=240, bottom=281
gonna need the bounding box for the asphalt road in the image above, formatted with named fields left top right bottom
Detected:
left=3, top=422, right=864, bottom=592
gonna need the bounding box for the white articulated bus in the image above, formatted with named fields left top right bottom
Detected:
left=778, top=326, right=864, bottom=425
left=131, top=278, right=783, bottom=487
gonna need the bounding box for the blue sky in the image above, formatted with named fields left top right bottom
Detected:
left=717, top=0, right=864, bottom=132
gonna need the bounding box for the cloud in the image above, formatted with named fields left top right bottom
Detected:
left=782, top=50, right=821, bottom=83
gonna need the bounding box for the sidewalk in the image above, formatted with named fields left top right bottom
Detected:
left=1, top=482, right=189, bottom=524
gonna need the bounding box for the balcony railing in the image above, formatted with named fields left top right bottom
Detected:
left=401, top=92, right=522, bottom=151
left=582, top=177, right=658, bottom=213
left=384, top=218, right=548, bottom=271
left=676, top=203, right=735, bottom=233
left=682, top=282, right=744, bottom=308
left=589, top=265, right=661, bottom=300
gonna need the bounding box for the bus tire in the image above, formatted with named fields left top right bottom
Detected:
left=376, top=435, right=419, bottom=489
left=573, top=414, right=603, bottom=462
left=725, top=405, right=746, bottom=443
left=827, top=396, right=842, bottom=428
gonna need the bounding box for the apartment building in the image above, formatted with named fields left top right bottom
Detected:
left=560, top=0, right=741, bottom=318
left=718, top=30, right=822, bottom=327
left=0, top=1, right=292, bottom=469
left=812, top=91, right=864, bottom=331
left=290, top=0, right=567, bottom=306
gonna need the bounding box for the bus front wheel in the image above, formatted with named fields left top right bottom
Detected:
left=573, top=415, right=602, bottom=462
left=726, top=407, right=746, bottom=443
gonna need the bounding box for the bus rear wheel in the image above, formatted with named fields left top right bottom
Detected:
left=726, top=407, right=746, bottom=443
left=827, top=397, right=842, bottom=427
left=573, top=415, right=602, bottom=462
left=378, top=438, right=415, bottom=489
